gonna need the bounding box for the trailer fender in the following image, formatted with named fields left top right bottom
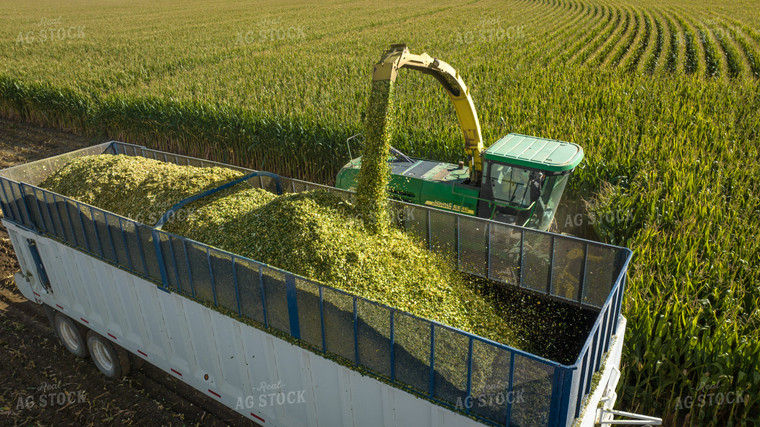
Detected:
left=14, top=272, right=38, bottom=302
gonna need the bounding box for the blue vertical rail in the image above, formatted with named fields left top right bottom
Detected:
left=486, top=223, right=492, bottom=280
left=465, top=337, right=474, bottom=415
left=62, top=196, right=78, bottom=246
left=232, top=258, right=242, bottom=316
left=134, top=225, right=149, bottom=277
left=518, top=229, right=525, bottom=287
left=181, top=240, right=195, bottom=297
left=548, top=235, right=556, bottom=294
left=590, top=328, right=601, bottom=390
left=429, top=323, right=436, bottom=398
left=151, top=229, right=171, bottom=292
left=117, top=219, right=134, bottom=270
left=166, top=236, right=181, bottom=291
left=29, top=187, right=47, bottom=234
left=548, top=366, right=576, bottom=426
left=0, top=181, right=10, bottom=217
left=88, top=207, right=105, bottom=257
left=389, top=309, right=396, bottom=381
left=286, top=274, right=300, bottom=340
left=614, top=276, right=625, bottom=331
left=41, top=191, right=60, bottom=238
left=104, top=214, right=119, bottom=264
left=74, top=202, right=91, bottom=252
left=456, top=216, right=461, bottom=269
left=1, top=182, right=21, bottom=221
left=319, top=286, right=326, bottom=352
left=259, top=265, right=269, bottom=328
left=606, top=304, right=615, bottom=353
left=579, top=243, right=589, bottom=303
left=505, top=352, right=515, bottom=424
left=15, top=183, right=34, bottom=228
left=206, top=247, right=218, bottom=305
left=427, top=210, right=432, bottom=251
left=352, top=297, right=359, bottom=364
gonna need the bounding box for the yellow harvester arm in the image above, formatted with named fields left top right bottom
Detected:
left=372, top=43, right=484, bottom=182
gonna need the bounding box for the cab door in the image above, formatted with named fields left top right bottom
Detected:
left=476, top=161, right=495, bottom=220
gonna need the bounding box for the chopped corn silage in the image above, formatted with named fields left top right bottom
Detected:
left=40, top=154, right=514, bottom=346
left=40, top=154, right=245, bottom=225
left=355, top=79, right=396, bottom=235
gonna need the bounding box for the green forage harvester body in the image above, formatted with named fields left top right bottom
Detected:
left=356, top=79, right=396, bottom=235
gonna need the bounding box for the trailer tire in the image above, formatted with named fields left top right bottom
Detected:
left=43, top=304, right=57, bottom=328
left=86, top=331, right=130, bottom=378
left=53, top=313, right=88, bottom=358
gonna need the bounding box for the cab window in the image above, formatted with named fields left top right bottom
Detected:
left=486, top=164, right=542, bottom=209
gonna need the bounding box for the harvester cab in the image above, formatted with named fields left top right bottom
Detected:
left=335, top=44, right=584, bottom=231
left=477, top=133, right=583, bottom=229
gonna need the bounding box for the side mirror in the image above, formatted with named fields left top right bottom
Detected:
left=345, top=133, right=365, bottom=161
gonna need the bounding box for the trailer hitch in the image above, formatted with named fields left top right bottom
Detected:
left=596, top=396, right=662, bottom=425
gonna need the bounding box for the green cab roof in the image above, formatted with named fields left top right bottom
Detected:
left=483, top=133, right=584, bottom=173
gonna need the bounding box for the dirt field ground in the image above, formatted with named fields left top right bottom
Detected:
left=0, top=118, right=253, bottom=426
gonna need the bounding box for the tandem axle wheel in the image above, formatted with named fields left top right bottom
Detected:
left=48, top=306, right=131, bottom=378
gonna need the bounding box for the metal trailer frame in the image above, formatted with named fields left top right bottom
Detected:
left=0, top=141, right=631, bottom=426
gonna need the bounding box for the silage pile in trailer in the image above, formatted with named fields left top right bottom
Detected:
left=41, top=154, right=514, bottom=346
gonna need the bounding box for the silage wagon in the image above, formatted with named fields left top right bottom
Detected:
left=0, top=141, right=656, bottom=426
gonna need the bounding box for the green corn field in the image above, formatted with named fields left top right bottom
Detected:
left=0, top=0, right=759, bottom=425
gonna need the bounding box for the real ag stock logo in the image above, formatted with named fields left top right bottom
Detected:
left=12, top=382, right=87, bottom=410
left=235, top=18, right=305, bottom=45
left=235, top=380, right=307, bottom=410
left=17, top=16, right=85, bottom=45
left=673, top=382, right=749, bottom=410
left=454, top=19, right=526, bottom=46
